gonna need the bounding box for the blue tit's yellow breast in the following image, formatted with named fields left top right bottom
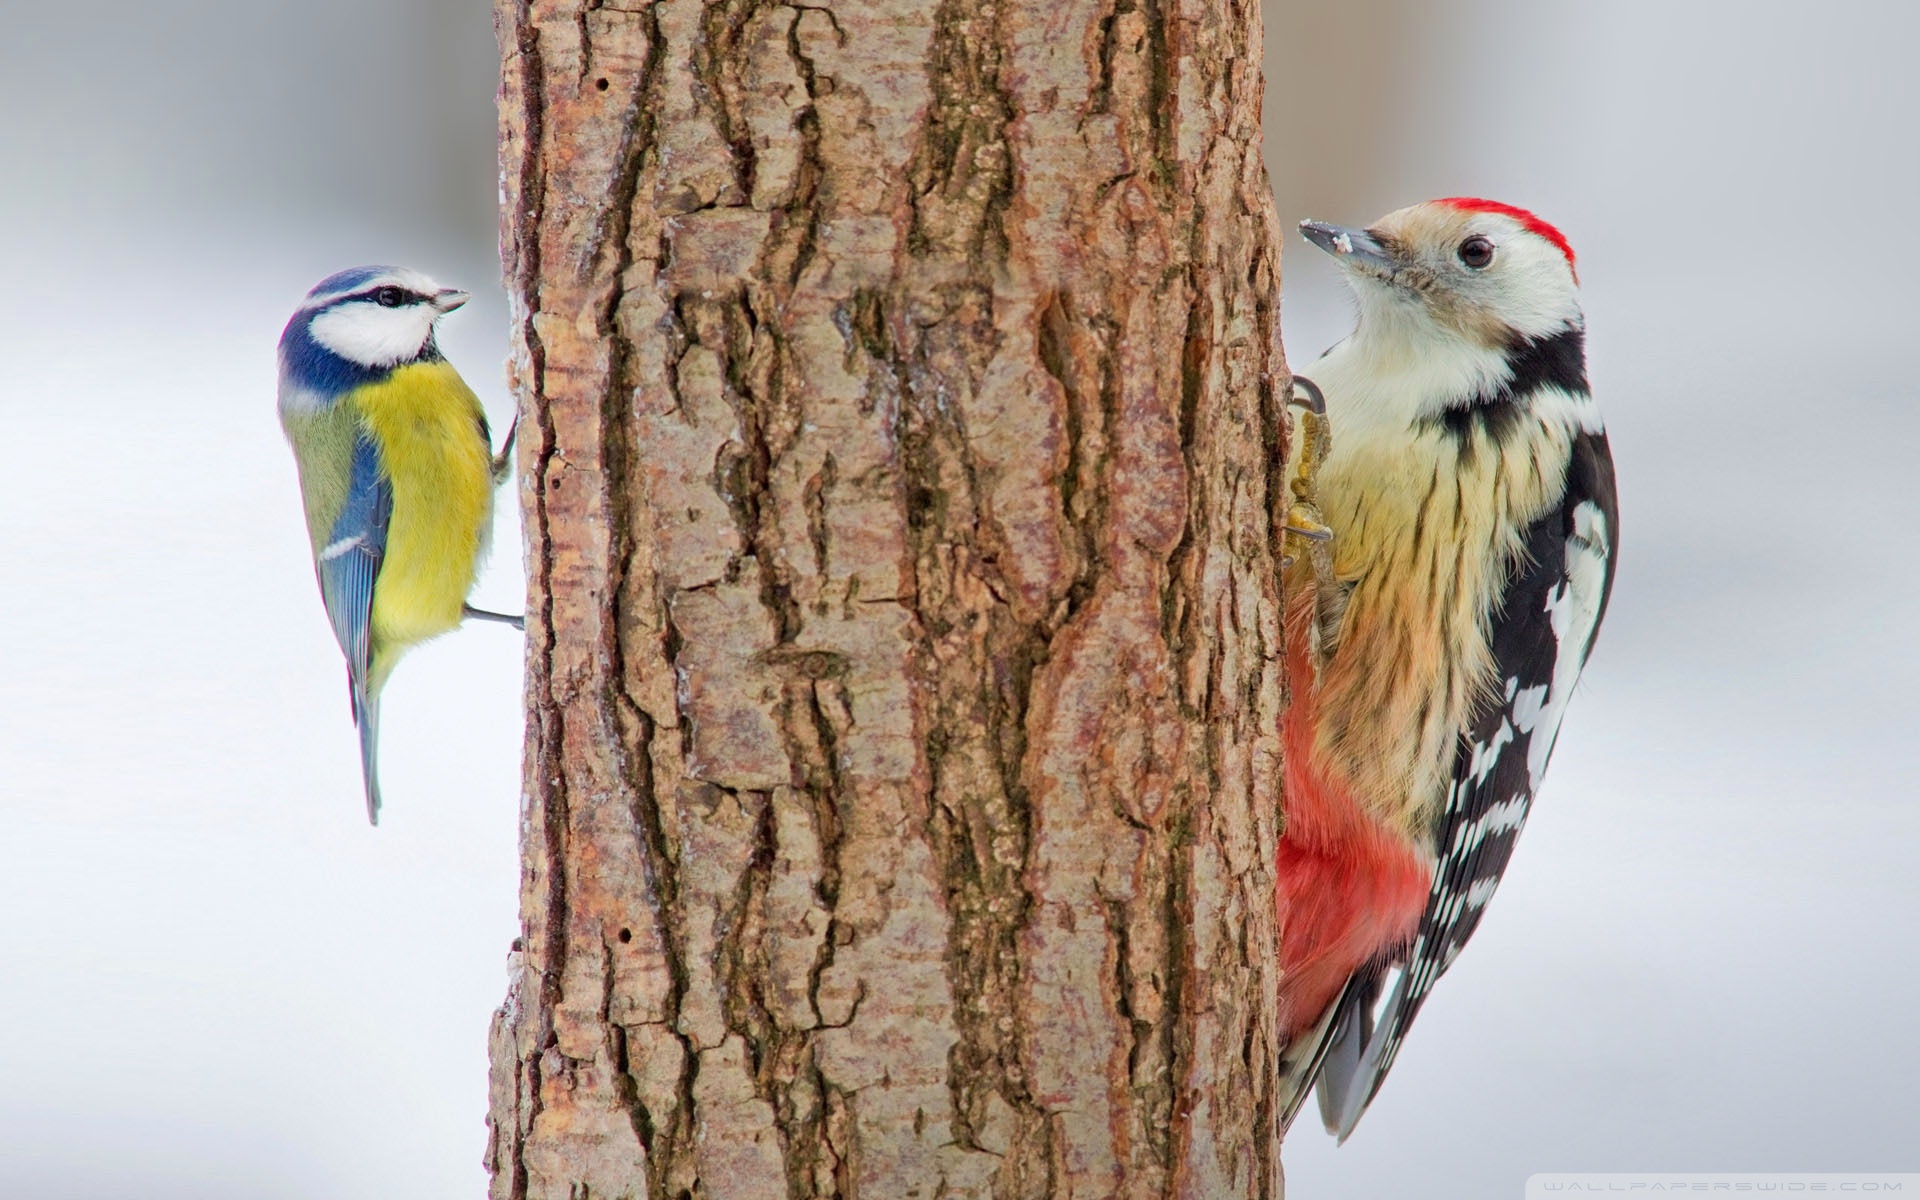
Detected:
left=352, top=361, right=493, bottom=658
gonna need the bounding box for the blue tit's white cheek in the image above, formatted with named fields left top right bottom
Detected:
left=309, top=300, right=436, bottom=368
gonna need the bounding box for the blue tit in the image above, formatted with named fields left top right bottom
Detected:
left=277, top=266, right=519, bottom=824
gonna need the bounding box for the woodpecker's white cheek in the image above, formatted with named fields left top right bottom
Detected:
left=310, top=301, right=436, bottom=368
left=1478, top=243, right=1582, bottom=340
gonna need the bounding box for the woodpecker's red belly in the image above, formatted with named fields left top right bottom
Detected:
left=1275, top=745, right=1429, bottom=1036
left=1276, top=576, right=1430, bottom=1037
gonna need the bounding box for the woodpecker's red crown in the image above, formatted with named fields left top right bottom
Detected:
left=1437, top=197, right=1576, bottom=280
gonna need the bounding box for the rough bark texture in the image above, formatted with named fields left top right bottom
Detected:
left=486, top=0, right=1294, bottom=1195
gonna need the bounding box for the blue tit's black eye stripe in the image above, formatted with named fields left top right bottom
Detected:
left=342, top=285, right=427, bottom=308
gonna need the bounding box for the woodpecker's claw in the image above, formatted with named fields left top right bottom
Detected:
left=1290, top=375, right=1326, bottom=415
left=1284, top=496, right=1334, bottom=545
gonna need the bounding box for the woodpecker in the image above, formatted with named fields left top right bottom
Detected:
left=1274, top=198, right=1617, bottom=1139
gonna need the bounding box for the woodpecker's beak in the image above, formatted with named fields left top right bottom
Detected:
left=432, top=288, right=471, bottom=313
left=1300, top=221, right=1397, bottom=274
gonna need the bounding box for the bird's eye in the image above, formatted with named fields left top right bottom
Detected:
left=1457, top=236, right=1495, bottom=269
left=373, top=287, right=406, bottom=307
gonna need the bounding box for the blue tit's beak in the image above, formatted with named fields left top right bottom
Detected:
left=1299, top=220, right=1397, bottom=273
left=432, top=288, right=471, bottom=313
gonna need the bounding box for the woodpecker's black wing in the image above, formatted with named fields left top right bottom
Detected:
left=1316, top=428, right=1618, bottom=1139
left=316, top=432, right=393, bottom=824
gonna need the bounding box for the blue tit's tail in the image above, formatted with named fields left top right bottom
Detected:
left=352, top=684, right=383, bottom=825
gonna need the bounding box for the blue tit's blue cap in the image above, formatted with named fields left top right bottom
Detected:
left=305, top=266, right=399, bottom=303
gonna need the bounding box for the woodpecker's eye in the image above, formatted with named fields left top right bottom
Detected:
left=373, top=286, right=406, bottom=307
left=1457, top=236, right=1495, bottom=269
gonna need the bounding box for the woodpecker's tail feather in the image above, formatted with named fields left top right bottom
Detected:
left=1277, top=960, right=1398, bottom=1139
left=1317, top=960, right=1412, bottom=1142
left=1277, top=991, right=1344, bottom=1134
left=1314, top=974, right=1379, bottom=1139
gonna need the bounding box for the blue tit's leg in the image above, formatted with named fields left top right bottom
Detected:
left=473, top=417, right=525, bottom=632
left=491, top=414, right=518, bottom=485
left=463, top=604, right=526, bottom=631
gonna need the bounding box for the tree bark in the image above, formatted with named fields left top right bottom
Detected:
left=486, top=0, right=1295, bottom=1195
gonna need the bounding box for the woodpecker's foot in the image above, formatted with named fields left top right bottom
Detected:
left=491, top=415, right=519, bottom=485
left=463, top=604, right=527, bottom=631
left=1281, top=377, right=1334, bottom=567
left=1285, top=380, right=1332, bottom=496
left=1287, top=402, right=1331, bottom=494
left=1283, top=394, right=1334, bottom=544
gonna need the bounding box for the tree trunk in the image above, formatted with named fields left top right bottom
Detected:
left=486, top=0, right=1295, bottom=1195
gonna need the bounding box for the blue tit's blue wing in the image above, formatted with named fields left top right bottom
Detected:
left=317, top=432, right=392, bottom=824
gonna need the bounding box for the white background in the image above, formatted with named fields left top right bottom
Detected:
left=0, top=1, right=1914, bottom=1196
